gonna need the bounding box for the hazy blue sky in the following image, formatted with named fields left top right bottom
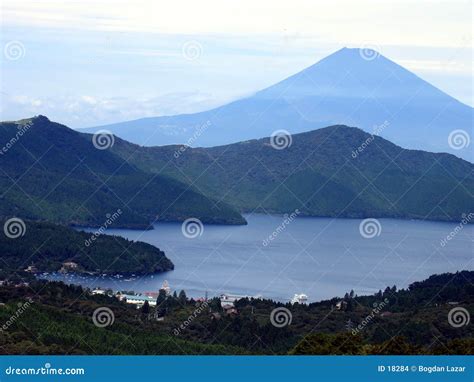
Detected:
left=1, top=0, right=472, bottom=128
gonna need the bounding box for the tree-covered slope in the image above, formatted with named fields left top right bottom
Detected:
left=0, top=116, right=245, bottom=227
left=0, top=281, right=247, bottom=355
left=111, top=125, right=474, bottom=222
left=0, top=272, right=471, bottom=355
left=0, top=220, right=174, bottom=278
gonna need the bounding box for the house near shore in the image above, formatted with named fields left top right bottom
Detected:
left=24, top=265, right=38, bottom=273
left=60, top=261, right=79, bottom=273
left=222, top=304, right=238, bottom=316
left=291, top=293, right=308, bottom=305
left=117, top=293, right=157, bottom=307
left=144, top=291, right=159, bottom=299
left=220, top=293, right=261, bottom=307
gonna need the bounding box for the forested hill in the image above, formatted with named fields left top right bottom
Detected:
left=0, top=116, right=246, bottom=228
left=111, top=124, right=474, bottom=222
left=0, top=271, right=471, bottom=355
left=0, top=219, right=174, bottom=279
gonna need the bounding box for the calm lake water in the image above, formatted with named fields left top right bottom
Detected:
left=44, top=214, right=473, bottom=303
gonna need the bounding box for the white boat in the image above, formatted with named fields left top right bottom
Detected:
left=291, top=293, right=308, bottom=305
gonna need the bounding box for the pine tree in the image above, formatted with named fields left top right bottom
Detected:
left=141, top=300, right=150, bottom=314
left=178, top=290, right=187, bottom=305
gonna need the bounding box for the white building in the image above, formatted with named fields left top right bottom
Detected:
left=291, top=294, right=308, bottom=305
left=118, top=293, right=157, bottom=307
left=220, top=293, right=261, bottom=307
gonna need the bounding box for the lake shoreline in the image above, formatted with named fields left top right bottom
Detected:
left=54, top=215, right=474, bottom=303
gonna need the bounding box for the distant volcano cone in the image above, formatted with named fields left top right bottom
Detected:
left=83, top=47, right=473, bottom=162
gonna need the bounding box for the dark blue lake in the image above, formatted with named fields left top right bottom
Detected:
left=44, top=214, right=473, bottom=303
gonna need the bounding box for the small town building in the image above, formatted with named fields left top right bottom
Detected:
left=118, top=293, right=157, bottom=307
left=335, top=300, right=348, bottom=311
left=220, top=293, right=257, bottom=307
left=24, top=265, right=38, bottom=273
left=222, top=304, right=238, bottom=316
left=60, top=261, right=79, bottom=273
left=291, top=293, right=308, bottom=305
left=63, top=261, right=78, bottom=269
left=210, top=312, right=221, bottom=320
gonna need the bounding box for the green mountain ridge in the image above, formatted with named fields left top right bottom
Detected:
left=111, top=125, right=474, bottom=222
left=1, top=116, right=471, bottom=225
left=0, top=116, right=246, bottom=228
